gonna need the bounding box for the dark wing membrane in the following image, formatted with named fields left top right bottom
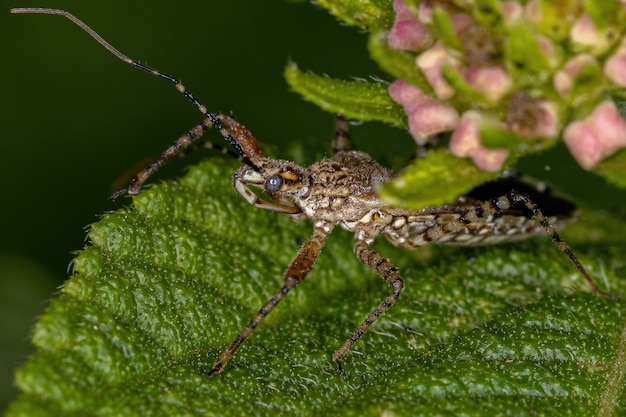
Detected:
left=458, top=176, right=576, bottom=219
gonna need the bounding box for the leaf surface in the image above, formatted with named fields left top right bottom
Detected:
left=7, top=157, right=626, bottom=417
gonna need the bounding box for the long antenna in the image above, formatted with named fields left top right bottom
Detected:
left=10, top=8, right=256, bottom=166
left=12, top=8, right=134, bottom=63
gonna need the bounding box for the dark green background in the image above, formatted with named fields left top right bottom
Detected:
left=0, top=0, right=413, bottom=410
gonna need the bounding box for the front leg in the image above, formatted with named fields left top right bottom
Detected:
left=332, top=239, right=404, bottom=374
left=111, top=113, right=268, bottom=200
left=208, top=226, right=329, bottom=376
left=110, top=119, right=213, bottom=199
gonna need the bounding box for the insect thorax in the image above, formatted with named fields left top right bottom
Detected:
left=297, top=151, right=392, bottom=227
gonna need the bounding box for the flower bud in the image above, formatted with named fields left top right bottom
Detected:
left=563, top=101, right=626, bottom=169
left=449, top=111, right=509, bottom=171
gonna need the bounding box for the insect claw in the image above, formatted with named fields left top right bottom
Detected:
left=595, top=288, right=619, bottom=301
left=109, top=188, right=129, bottom=201
left=333, top=358, right=344, bottom=375
left=206, top=360, right=224, bottom=378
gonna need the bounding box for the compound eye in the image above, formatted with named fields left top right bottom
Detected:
left=265, top=174, right=283, bottom=192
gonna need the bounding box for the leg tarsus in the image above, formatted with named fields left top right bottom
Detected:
left=592, top=287, right=619, bottom=301
left=109, top=187, right=129, bottom=201
left=206, top=360, right=223, bottom=378
left=334, top=358, right=343, bottom=375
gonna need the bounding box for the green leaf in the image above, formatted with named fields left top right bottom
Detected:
left=441, top=66, right=495, bottom=108
left=7, top=157, right=626, bottom=416
left=378, top=148, right=500, bottom=209
left=431, top=6, right=463, bottom=50
left=313, top=0, right=394, bottom=30
left=285, top=63, right=407, bottom=126
left=594, top=148, right=626, bottom=189
left=583, top=0, right=625, bottom=30
left=504, top=23, right=552, bottom=85
left=471, top=0, right=503, bottom=29
left=367, top=30, right=433, bottom=92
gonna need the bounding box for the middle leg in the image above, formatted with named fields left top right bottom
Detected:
left=332, top=239, right=404, bottom=373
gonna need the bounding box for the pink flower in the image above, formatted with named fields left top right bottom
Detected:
left=386, top=0, right=626, bottom=174
left=464, top=65, right=512, bottom=102
left=388, top=79, right=428, bottom=113
left=604, top=39, right=626, bottom=87
left=553, top=54, right=598, bottom=97
left=570, top=13, right=613, bottom=54
left=388, top=0, right=431, bottom=51
left=449, top=111, right=509, bottom=172
left=501, top=1, right=523, bottom=25
left=536, top=35, right=560, bottom=69
left=523, top=0, right=541, bottom=24
left=570, top=14, right=599, bottom=49
left=563, top=101, right=626, bottom=169
left=416, top=42, right=461, bottom=99
left=389, top=80, right=459, bottom=145
left=449, top=13, right=474, bottom=38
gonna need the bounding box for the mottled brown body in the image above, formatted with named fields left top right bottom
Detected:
left=12, top=8, right=612, bottom=377
left=199, top=115, right=610, bottom=375
left=237, top=146, right=570, bottom=250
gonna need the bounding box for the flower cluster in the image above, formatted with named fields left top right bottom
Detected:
left=388, top=0, right=626, bottom=171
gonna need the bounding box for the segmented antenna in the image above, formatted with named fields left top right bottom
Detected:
left=10, top=8, right=253, bottom=165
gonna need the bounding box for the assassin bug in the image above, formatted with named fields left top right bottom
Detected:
left=11, top=8, right=614, bottom=376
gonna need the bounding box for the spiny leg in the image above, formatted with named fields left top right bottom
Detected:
left=109, top=111, right=264, bottom=197
left=197, top=139, right=243, bottom=161
left=156, top=132, right=243, bottom=165
left=109, top=118, right=212, bottom=199
left=208, top=226, right=329, bottom=376
left=489, top=190, right=615, bottom=299
left=109, top=118, right=248, bottom=199
left=332, top=114, right=352, bottom=154
left=332, top=239, right=404, bottom=374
